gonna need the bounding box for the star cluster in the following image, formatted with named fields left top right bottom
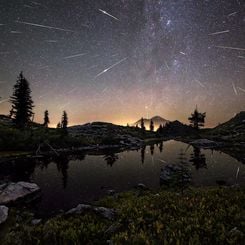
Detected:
left=0, top=0, right=244, bottom=127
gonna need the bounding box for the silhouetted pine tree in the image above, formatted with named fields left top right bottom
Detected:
left=140, top=117, right=145, bottom=131
left=61, top=111, right=68, bottom=130
left=157, top=124, right=163, bottom=134
left=57, top=122, right=61, bottom=128
left=188, top=106, right=206, bottom=130
left=43, top=110, right=50, bottom=128
left=10, top=72, right=34, bottom=128
left=150, top=119, right=154, bottom=131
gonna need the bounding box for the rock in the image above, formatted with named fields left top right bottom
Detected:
left=160, top=164, right=191, bottom=186
left=31, top=219, right=42, bottom=225
left=0, top=182, right=40, bottom=205
left=190, top=139, right=221, bottom=148
left=136, top=183, right=148, bottom=190
left=66, top=204, right=91, bottom=215
left=66, top=204, right=116, bottom=220
left=0, top=205, right=8, bottom=224
left=94, top=207, right=116, bottom=220
left=107, top=189, right=116, bottom=196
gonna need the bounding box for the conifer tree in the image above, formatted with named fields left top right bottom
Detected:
left=150, top=119, right=154, bottom=131
left=188, top=106, right=206, bottom=130
left=61, top=111, right=68, bottom=130
left=43, top=110, right=50, bottom=128
left=10, top=72, right=34, bottom=128
left=140, top=117, right=145, bottom=131
left=157, top=124, right=163, bottom=134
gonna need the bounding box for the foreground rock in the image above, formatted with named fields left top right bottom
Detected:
left=190, top=139, right=222, bottom=148
left=160, top=164, right=191, bottom=187
left=66, top=204, right=116, bottom=220
left=0, top=182, right=40, bottom=205
left=0, top=205, right=8, bottom=224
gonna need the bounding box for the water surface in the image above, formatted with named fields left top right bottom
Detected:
left=0, top=140, right=244, bottom=216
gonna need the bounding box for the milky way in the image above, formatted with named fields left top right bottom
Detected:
left=0, top=0, right=244, bottom=127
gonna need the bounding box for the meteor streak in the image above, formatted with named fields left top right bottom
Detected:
left=63, top=53, right=87, bottom=59
left=94, top=57, right=128, bottom=79
left=232, top=82, right=238, bottom=95
left=16, top=20, right=75, bottom=33
left=98, top=9, right=119, bottom=21
left=215, top=46, right=245, bottom=51
left=208, top=30, right=230, bottom=36
left=237, top=87, right=245, bottom=93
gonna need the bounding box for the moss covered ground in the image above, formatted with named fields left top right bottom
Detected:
left=1, top=187, right=244, bottom=245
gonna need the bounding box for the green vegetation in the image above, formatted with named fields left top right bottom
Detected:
left=1, top=187, right=244, bottom=245
left=0, top=124, right=88, bottom=151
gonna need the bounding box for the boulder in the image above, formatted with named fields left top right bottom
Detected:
left=0, top=182, right=40, bottom=205
left=66, top=204, right=116, bottom=220
left=107, top=189, right=116, bottom=196
left=31, top=219, right=42, bottom=225
left=0, top=205, right=8, bottom=224
left=136, top=183, right=148, bottom=190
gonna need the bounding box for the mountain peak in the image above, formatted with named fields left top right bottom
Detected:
left=132, top=116, right=170, bottom=129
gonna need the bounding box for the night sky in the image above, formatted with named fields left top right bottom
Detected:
left=0, top=0, right=244, bottom=127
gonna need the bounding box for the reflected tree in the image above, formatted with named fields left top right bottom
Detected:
left=141, top=145, right=146, bottom=164
left=150, top=144, right=154, bottom=156
left=55, top=156, right=69, bottom=189
left=189, top=147, right=207, bottom=170
left=158, top=142, right=163, bottom=153
left=103, top=153, right=119, bottom=167
left=178, top=149, right=191, bottom=194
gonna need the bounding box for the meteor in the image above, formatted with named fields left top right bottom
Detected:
left=94, top=57, right=128, bottom=79
left=98, top=9, right=119, bottom=21
left=208, top=30, right=230, bottom=36
left=63, top=53, right=87, bottom=59
left=232, top=82, right=238, bottom=95
left=228, top=12, right=238, bottom=17
left=237, top=87, right=245, bottom=93
left=215, top=46, right=245, bottom=51
left=15, top=20, right=75, bottom=33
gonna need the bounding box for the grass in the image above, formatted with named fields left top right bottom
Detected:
left=1, top=187, right=244, bottom=245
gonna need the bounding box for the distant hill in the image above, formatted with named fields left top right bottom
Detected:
left=0, top=115, right=13, bottom=126
left=0, top=114, right=42, bottom=128
left=214, top=111, right=245, bottom=132
left=207, top=111, right=245, bottom=142
left=132, top=116, right=170, bottom=130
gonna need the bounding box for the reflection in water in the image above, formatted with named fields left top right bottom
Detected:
left=178, top=149, right=188, bottom=165
left=150, top=144, right=154, bottom=156
left=103, top=152, right=119, bottom=167
left=55, top=156, right=69, bottom=189
left=189, top=147, right=207, bottom=170
left=0, top=140, right=244, bottom=216
left=158, top=142, right=163, bottom=153
left=141, top=146, right=146, bottom=164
